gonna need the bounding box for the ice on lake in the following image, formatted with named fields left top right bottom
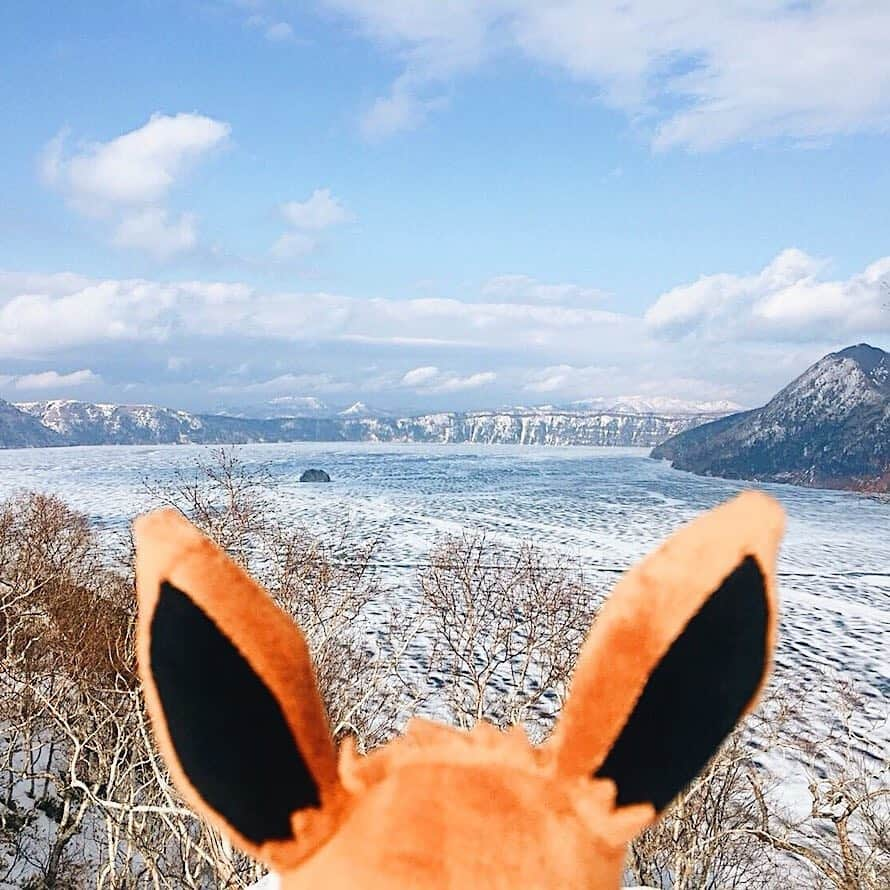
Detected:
left=0, top=442, right=886, bottom=775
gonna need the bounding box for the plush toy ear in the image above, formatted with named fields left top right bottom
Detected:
left=551, top=491, right=784, bottom=814
left=134, top=509, right=343, bottom=867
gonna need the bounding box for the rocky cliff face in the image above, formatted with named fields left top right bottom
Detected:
left=377, top=410, right=708, bottom=446
left=6, top=400, right=722, bottom=449
left=651, top=344, right=890, bottom=492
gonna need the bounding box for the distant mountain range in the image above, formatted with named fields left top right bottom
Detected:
left=214, top=395, right=740, bottom=420
left=0, top=399, right=728, bottom=449
left=652, top=344, right=890, bottom=492
left=236, top=399, right=394, bottom=420
left=567, top=396, right=743, bottom=415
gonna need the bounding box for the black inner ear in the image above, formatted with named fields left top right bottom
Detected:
left=595, top=555, right=768, bottom=812
left=150, top=581, right=321, bottom=845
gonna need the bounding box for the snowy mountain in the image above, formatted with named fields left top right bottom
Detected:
left=4, top=400, right=726, bottom=449
left=338, top=401, right=392, bottom=419
left=0, top=399, right=63, bottom=447
left=16, top=400, right=206, bottom=445
left=652, top=344, right=890, bottom=492
left=373, top=409, right=714, bottom=446
left=570, top=395, right=744, bottom=416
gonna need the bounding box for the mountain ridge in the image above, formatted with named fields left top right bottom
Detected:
left=651, top=343, right=890, bottom=492
left=4, top=399, right=728, bottom=449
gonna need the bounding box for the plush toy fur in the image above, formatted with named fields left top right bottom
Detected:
left=135, top=490, right=784, bottom=889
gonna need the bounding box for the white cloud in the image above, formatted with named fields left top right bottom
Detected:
left=645, top=249, right=890, bottom=341
left=401, top=365, right=440, bottom=386
left=400, top=365, right=496, bottom=392
left=324, top=1, right=494, bottom=79
left=524, top=364, right=614, bottom=395
left=265, top=21, right=294, bottom=42
left=0, top=271, right=94, bottom=300
left=324, top=0, right=494, bottom=139
left=436, top=371, right=497, bottom=392
left=4, top=255, right=886, bottom=364
left=0, top=270, right=626, bottom=358
left=13, top=369, right=99, bottom=390
left=214, top=372, right=346, bottom=395
left=40, top=113, right=229, bottom=257
left=0, top=279, right=179, bottom=355
left=280, top=189, right=351, bottom=230
left=113, top=208, right=198, bottom=258
left=39, top=129, right=68, bottom=187
left=269, top=231, right=318, bottom=260
left=271, top=188, right=352, bottom=260
left=482, top=274, right=605, bottom=304
left=324, top=1, right=890, bottom=149
left=45, top=113, right=229, bottom=208
left=522, top=364, right=749, bottom=408
left=1, top=253, right=886, bottom=409
left=242, top=8, right=297, bottom=43
left=360, top=82, right=446, bottom=140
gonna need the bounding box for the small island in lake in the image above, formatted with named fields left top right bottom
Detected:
left=299, top=468, right=331, bottom=483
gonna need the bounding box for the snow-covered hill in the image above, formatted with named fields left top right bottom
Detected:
left=378, top=409, right=714, bottom=446
left=338, top=401, right=391, bottom=419
left=16, top=400, right=205, bottom=445
left=652, top=343, right=890, bottom=492
left=0, top=399, right=62, bottom=447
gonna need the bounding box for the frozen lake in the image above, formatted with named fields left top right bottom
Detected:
left=0, top=441, right=886, bottom=768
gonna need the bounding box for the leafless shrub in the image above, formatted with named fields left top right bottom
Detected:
left=142, top=447, right=273, bottom=567
left=624, top=681, right=889, bottom=889
left=416, top=533, right=595, bottom=738
left=625, top=717, right=786, bottom=889
left=745, top=682, right=889, bottom=889
left=0, top=493, right=145, bottom=887
left=263, top=516, right=400, bottom=751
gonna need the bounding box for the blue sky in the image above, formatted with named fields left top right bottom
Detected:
left=1, top=1, right=889, bottom=414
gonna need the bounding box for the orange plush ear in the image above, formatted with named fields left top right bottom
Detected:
left=134, top=509, right=343, bottom=868
left=551, top=490, right=784, bottom=814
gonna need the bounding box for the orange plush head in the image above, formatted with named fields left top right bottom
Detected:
left=135, top=490, right=784, bottom=889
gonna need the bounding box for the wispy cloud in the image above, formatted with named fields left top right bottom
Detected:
left=112, top=208, right=198, bottom=259
left=269, top=231, right=318, bottom=260
left=243, top=6, right=298, bottom=43
left=214, top=372, right=346, bottom=395
left=482, top=274, right=606, bottom=305
left=271, top=188, right=352, bottom=261
left=11, top=369, right=100, bottom=391
left=324, top=1, right=890, bottom=149
left=360, top=81, right=448, bottom=141
left=264, top=21, right=294, bottom=42
left=6, top=253, right=888, bottom=362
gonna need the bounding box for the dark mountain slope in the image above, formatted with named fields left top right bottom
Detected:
left=0, top=400, right=63, bottom=447
left=651, top=344, right=890, bottom=492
